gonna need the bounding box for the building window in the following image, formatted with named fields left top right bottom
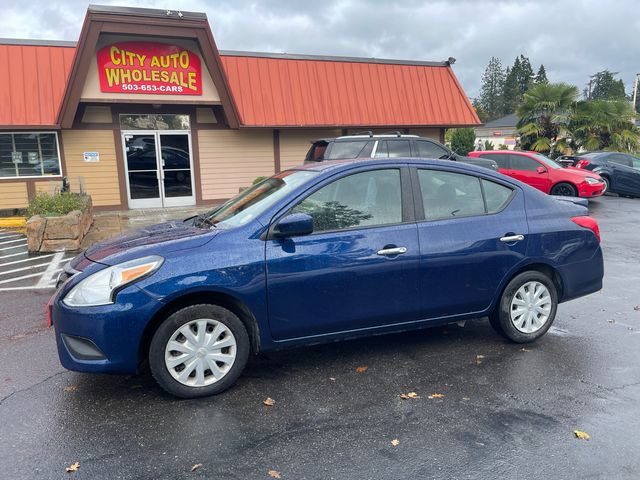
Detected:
left=119, top=114, right=190, bottom=130
left=0, top=132, right=61, bottom=178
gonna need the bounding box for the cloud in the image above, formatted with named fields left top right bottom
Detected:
left=2, top=0, right=639, bottom=99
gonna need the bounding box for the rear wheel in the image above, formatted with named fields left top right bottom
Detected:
left=149, top=304, right=250, bottom=398
left=550, top=182, right=578, bottom=197
left=489, top=271, right=558, bottom=343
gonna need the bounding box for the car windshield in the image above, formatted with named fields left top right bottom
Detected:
left=198, top=170, right=317, bottom=228
left=531, top=153, right=562, bottom=169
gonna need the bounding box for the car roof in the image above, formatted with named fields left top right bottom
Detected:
left=291, top=157, right=504, bottom=179
left=312, top=134, right=422, bottom=144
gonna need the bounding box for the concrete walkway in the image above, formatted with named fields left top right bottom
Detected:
left=80, top=205, right=215, bottom=249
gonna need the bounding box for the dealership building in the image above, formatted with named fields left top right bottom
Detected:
left=0, top=5, right=480, bottom=211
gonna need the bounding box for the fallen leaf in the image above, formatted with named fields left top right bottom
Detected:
left=263, top=397, right=276, bottom=407
left=268, top=470, right=282, bottom=478
left=355, top=366, right=368, bottom=373
left=520, top=348, right=531, bottom=352
left=608, top=319, right=615, bottom=324
left=400, top=392, right=420, bottom=400
left=574, top=430, right=591, bottom=440
left=63, top=385, right=78, bottom=392
left=428, top=393, right=445, bottom=399
left=191, top=464, right=203, bottom=472
left=390, top=438, right=400, bottom=446
left=634, top=305, right=639, bottom=311
left=65, top=462, right=80, bottom=473
left=329, top=377, right=336, bottom=381
left=462, top=397, right=470, bottom=401
left=475, top=355, right=485, bottom=364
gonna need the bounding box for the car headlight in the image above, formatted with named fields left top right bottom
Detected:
left=63, top=256, right=164, bottom=307
left=585, top=177, right=601, bottom=184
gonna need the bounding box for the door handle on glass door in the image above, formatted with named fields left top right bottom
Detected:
left=377, top=246, right=407, bottom=256
left=500, top=234, right=524, bottom=243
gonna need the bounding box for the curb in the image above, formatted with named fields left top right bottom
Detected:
left=0, top=217, right=27, bottom=228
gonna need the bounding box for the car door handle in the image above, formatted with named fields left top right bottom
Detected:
left=377, top=246, right=407, bottom=256
left=500, top=234, right=525, bottom=243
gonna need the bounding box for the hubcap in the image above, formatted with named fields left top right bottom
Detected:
left=164, top=318, right=237, bottom=387
left=509, top=281, right=552, bottom=334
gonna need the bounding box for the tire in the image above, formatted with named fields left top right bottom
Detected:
left=489, top=271, right=558, bottom=343
left=149, top=304, right=250, bottom=398
left=550, top=182, right=578, bottom=197
left=601, top=176, right=610, bottom=195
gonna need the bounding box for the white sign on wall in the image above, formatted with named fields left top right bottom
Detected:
left=83, top=151, right=100, bottom=163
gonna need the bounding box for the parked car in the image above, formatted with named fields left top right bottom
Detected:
left=468, top=150, right=605, bottom=197
left=306, top=133, right=499, bottom=170
left=567, top=152, right=640, bottom=198
left=51, top=158, right=603, bottom=398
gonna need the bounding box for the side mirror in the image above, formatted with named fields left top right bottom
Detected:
left=536, top=166, right=547, bottom=174
left=273, top=213, right=314, bottom=238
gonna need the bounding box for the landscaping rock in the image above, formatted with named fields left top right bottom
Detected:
left=26, top=216, right=46, bottom=252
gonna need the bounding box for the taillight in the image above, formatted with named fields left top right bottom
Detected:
left=571, top=216, right=600, bottom=242
left=575, top=159, right=590, bottom=169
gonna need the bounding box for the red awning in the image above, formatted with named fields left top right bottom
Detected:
left=0, top=43, right=75, bottom=128
left=220, top=54, right=480, bottom=127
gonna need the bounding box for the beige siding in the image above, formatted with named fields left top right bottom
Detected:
left=407, top=128, right=442, bottom=140
left=0, top=183, right=29, bottom=209
left=199, top=129, right=274, bottom=200
left=35, top=180, right=62, bottom=195
left=279, top=129, right=341, bottom=170
left=61, top=130, right=121, bottom=207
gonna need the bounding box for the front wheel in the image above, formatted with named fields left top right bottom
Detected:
left=601, top=176, right=610, bottom=194
left=550, top=182, right=578, bottom=197
left=149, top=304, right=250, bottom=398
left=489, top=271, right=558, bottom=343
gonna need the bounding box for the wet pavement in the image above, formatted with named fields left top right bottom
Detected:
left=1, top=196, right=639, bottom=479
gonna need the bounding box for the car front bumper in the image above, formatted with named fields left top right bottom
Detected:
left=578, top=182, right=605, bottom=197
left=51, top=286, right=162, bottom=374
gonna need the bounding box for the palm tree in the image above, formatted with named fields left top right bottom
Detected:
left=569, top=100, right=640, bottom=152
left=516, top=83, right=579, bottom=153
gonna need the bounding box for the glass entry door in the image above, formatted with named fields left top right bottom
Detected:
left=123, top=131, right=195, bottom=209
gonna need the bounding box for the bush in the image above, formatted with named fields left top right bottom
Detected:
left=252, top=176, right=268, bottom=185
left=449, top=128, right=476, bottom=156
left=484, top=140, right=495, bottom=150
left=27, top=192, right=86, bottom=218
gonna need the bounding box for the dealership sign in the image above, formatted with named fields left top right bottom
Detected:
left=97, top=42, right=202, bottom=95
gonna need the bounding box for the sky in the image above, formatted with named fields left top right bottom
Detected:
left=2, top=0, right=639, bottom=99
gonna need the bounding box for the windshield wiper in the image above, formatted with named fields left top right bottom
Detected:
left=194, top=214, right=216, bottom=229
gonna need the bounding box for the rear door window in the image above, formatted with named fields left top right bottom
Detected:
left=481, top=179, right=514, bottom=213
left=374, top=140, right=411, bottom=158
left=415, top=140, right=450, bottom=159
left=509, top=154, right=540, bottom=172
left=417, top=170, right=485, bottom=220
left=478, top=153, right=510, bottom=169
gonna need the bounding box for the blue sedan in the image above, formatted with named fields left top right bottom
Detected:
left=51, top=159, right=604, bottom=398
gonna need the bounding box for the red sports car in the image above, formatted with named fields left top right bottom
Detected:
left=468, top=150, right=605, bottom=197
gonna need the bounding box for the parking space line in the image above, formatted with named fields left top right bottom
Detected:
left=0, top=253, right=56, bottom=267
left=0, top=234, right=21, bottom=240
left=0, top=243, right=28, bottom=251
left=0, top=262, right=58, bottom=276
left=0, top=285, right=60, bottom=291
left=0, top=238, right=26, bottom=246
left=0, top=269, right=62, bottom=285
left=0, top=251, right=28, bottom=260
left=36, top=252, right=66, bottom=287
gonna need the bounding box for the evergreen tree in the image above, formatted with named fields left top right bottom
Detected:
left=478, top=57, right=505, bottom=120
left=535, top=64, right=548, bottom=84
left=589, top=70, right=627, bottom=100
left=502, top=65, right=519, bottom=114
left=517, top=55, right=534, bottom=94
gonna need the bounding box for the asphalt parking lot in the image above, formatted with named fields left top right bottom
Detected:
left=0, top=196, right=639, bottom=479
